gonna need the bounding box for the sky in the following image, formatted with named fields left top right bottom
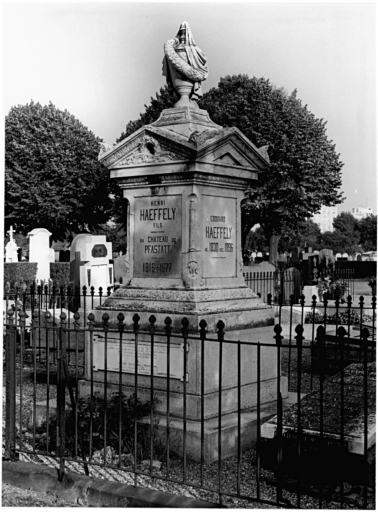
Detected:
left=2, top=1, right=377, bottom=214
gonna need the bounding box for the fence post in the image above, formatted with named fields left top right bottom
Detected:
left=361, top=327, right=370, bottom=508
left=181, top=317, right=189, bottom=481
left=4, top=309, right=17, bottom=461
left=164, top=316, right=173, bottom=477
left=199, top=319, right=207, bottom=486
left=295, top=324, right=304, bottom=508
left=132, top=313, right=140, bottom=483
left=274, top=324, right=283, bottom=502
left=57, top=311, right=67, bottom=481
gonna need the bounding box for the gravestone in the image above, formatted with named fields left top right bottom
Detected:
left=255, top=251, right=263, bottom=263
left=301, top=247, right=313, bottom=261
left=113, top=253, right=127, bottom=283
left=5, top=226, right=19, bottom=262
left=94, top=26, right=274, bottom=333
left=290, top=247, right=301, bottom=266
left=49, top=248, right=55, bottom=263
left=80, top=21, right=285, bottom=463
left=27, top=228, right=51, bottom=282
left=308, top=254, right=319, bottom=283
left=70, top=234, right=113, bottom=307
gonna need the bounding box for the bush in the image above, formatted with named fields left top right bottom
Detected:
left=4, top=262, right=37, bottom=289
left=34, top=392, right=165, bottom=463
left=305, top=310, right=374, bottom=325
left=50, top=262, right=71, bottom=288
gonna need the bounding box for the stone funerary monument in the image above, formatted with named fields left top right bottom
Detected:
left=80, top=22, right=284, bottom=462
left=96, top=21, right=272, bottom=332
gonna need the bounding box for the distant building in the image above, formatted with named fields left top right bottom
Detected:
left=312, top=205, right=338, bottom=233
left=350, top=207, right=374, bottom=220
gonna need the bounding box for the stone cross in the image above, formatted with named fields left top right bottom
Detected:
left=7, top=226, right=14, bottom=242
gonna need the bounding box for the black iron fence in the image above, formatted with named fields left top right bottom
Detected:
left=3, top=286, right=376, bottom=508
left=243, top=268, right=302, bottom=304
left=243, top=268, right=355, bottom=304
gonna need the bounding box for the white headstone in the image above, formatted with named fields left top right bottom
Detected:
left=335, top=252, right=342, bottom=260
left=5, top=225, right=19, bottom=262
left=70, top=234, right=113, bottom=296
left=49, top=248, right=56, bottom=263
left=28, top=228, right=52, bottom=283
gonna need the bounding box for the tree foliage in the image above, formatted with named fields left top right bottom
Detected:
left=278, top=220, right=322, bottom=253
left=200, top=76, right=344, bottom=246
left=118, top=76, right=344, bottom=260
left=245, top=226, right=269, bottom=253
left=318, top=231, right=360, bottom=256
left=357, top=214, right=377, bottom=252
left=332, top=212, right=359, bottom=234
left=5, top=101, right=119, bottom=242
left=117, top=87, right=176, bottom=143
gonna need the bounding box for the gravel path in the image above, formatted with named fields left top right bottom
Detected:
left=2, top=482, right=83, bottom=507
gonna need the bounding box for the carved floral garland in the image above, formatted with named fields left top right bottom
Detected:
left=164, top=39, right=208, bottom=82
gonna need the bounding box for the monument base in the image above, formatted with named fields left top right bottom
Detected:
left=78, top=377, right=288, bottom=464
left=95, top=284, right=274, bottom=332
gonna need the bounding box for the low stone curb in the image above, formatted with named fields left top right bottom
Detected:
left=2, top=461, right=219, bottom=507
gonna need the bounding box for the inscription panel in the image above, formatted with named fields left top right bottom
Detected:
left=203, top=195, right=236, bottom=278
left=134, top=195, right=182, bottom=278
left=93, top=334, right=186, bottom=381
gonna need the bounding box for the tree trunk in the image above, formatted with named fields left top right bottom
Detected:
left=269, top=234, right=280, bottom=265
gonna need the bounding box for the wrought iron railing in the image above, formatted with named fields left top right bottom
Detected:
left=3, top=286, right=376, bottom=508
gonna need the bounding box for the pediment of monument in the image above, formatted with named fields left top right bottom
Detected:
left=99, top=127, right=194, bottom=169
left=99, top=113, right=269, bottom=172
left=194, top=127, right=269, bottom=170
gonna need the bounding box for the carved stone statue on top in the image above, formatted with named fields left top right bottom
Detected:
left=163, top=21, right=209, bottom=108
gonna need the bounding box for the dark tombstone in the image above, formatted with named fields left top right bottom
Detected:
left=290, top=247, right=301, bottom=268
left=17, top=248, right=23, bottom=262
left=263, top=253, right=270, bottom=262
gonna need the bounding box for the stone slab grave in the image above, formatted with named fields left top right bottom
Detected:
left=261, top=362, right=375, bottom=469
left=70, top=234, right=113, bottom=311
left=28, top=228, right=52, bottom=283
left=78, top=21, right=282, bottom=462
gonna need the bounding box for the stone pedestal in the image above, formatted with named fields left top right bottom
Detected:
left=78, top=326, right=287, bottom=463
left=96, top=107, right=273, bottom=332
